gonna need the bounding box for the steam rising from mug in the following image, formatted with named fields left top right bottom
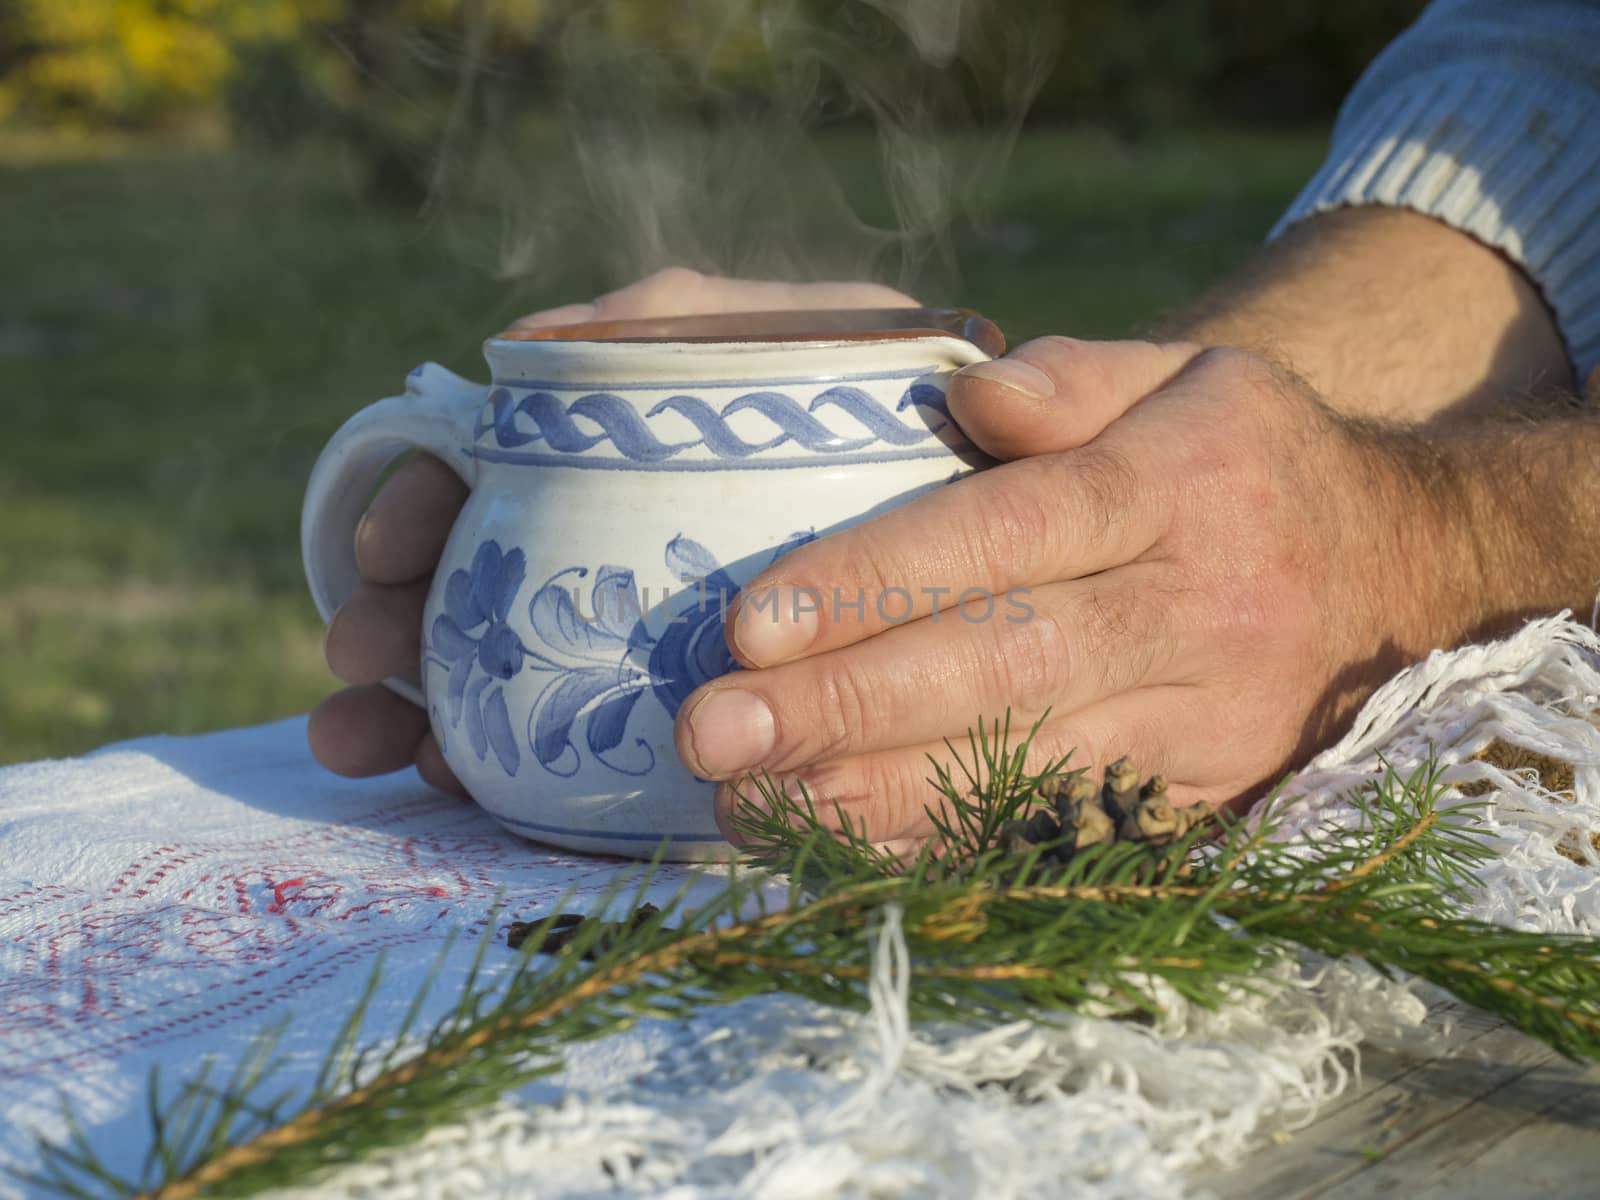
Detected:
left=433, top=0, right=1058, bottom=294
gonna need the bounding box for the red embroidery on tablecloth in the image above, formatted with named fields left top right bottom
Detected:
left=13, top=805, right=512, bottom=942
left=0, top=884, right=75, bottom=917
left=270, top=878, right=305, bottom=910
left=0, top=783, right=673, bottom=1089
left=0, top=926, right=442, bottom=1082
left=0, top=876, right=591, bottom=1081
left=3, top=887, right=615, bottom=1066
left=179, top=906, right=303, bottom=959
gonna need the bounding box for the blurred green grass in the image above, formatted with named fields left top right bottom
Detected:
left=0, top=127, right=1323, bottom=764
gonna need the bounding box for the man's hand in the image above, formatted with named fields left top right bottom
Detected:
left=305, top=270, right=917, bottom=793
left=308, top=211, right=1591, bottom=844
left=683, top=337, right=1490, bottom=843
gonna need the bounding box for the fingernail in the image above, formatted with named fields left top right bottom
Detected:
left=353, top=510, right=374, bottom=569
left=322, top=603, right=346, bottom=671
left=685, top=688, right=776, bottom=777
left=716, top=781, right=762, bottom=844
left=733, top=585, right=820, bottom=666
left=508, top=301, right=597, bottom=331
left=958, top=358, right=1056, bottom=400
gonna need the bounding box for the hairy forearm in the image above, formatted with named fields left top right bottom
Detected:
left=1155, top=207, right=1594, bottom=665
left=1162, top=207, right=1576, bottom=424
left=1287, top=402, right=1600, bottom=754
left=1415, top=411, right=1600, bottom=636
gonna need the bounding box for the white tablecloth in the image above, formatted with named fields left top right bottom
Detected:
left=4, top=616, right=1600, bottom=1198
left=0, top=718, right=721, bottom=1197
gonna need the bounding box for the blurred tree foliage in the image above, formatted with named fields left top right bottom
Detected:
left=0, top=0, right=329, bottom=129
left=1038, top=0, right=1431, bottom=128
left=0, top=1, right=1428, bottom=177
left=0, top=0, right=1432, bottom=131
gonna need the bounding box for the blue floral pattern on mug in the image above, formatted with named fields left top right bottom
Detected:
left=428, top=541, right=535, bottom=776
left=425, top=531, right=813, bottom=779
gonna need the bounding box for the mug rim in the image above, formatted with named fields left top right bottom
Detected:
left=494, top=307, right=1006, bottom=357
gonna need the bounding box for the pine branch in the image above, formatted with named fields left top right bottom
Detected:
left=23, top=716, right=1600, bottom=1199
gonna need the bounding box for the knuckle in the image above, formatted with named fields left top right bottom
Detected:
left=797, top=753, right=934, bottom=841
left=1195, top=537, right=1321, bottom=671
left=1017, top=333, right=1080, bottom=363
left=1080, top=585, right=1163, bottom=691
left=845, top=526, right=906, bottom=618
left=1075, top=445, right=1141, bottom=518
left=1193, top=344, right=1263, bottom=383
left=867, top=759, right=940, bottom=838
left=1024, top=333, right=1099, bottom=392
left=1044, top=720, right=1110, bottom=774
left=1116, top=708, right=1173, bottom=771
left=801, top=654, right=879, bottom=762
left=983, top=604, right=1075, bottom=715
left=796, top=521, right=910, bottom=634
left=1164, top=408, right=1271, bottom=516
left=961, top=472, right=1057, bottom=583
left=1063, top=707, right=1170, bottom=779
left=1188, top=347, right=1301, bottom=434
left=1034, top=445, right=1140, bottom=552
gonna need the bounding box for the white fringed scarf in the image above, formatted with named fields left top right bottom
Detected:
left=302, top=615, right=1600, bottom=1199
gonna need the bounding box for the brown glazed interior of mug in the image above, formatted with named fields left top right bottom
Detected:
left=496, top=307, right=1007, bottom=359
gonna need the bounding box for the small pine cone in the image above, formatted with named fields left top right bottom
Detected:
left=999, top=760, right=1218, bottom=873
left=1054, top=776, right=1115, bottom=850
left=1171, top=803, right=1217, bottom=840
left=1036, top=771, right=1074, bottom=802
left=1067, top=793, right=1116, bottom=850
left=1121, top=794, right=1181, bottom=846
left=1117, top=775, right=1178, bottom=845
left=1024, top=808, right=1063, bottom=845
left=1045, top=841, right=1079, bottom=868
left=1051, top=776, right=1097, bottom=825
left=1102, top=757, right=1140, bottom=823
left=1000, top=819, right=1035, bottom=857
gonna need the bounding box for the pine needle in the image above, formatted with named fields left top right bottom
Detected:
left=22, top=715, right=1600, bottom=1199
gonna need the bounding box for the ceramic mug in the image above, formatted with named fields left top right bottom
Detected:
left=301, top=309, right=1002, bottom=859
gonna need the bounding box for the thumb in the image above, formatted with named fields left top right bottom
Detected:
left=946, top=336, right=1200, bottom=460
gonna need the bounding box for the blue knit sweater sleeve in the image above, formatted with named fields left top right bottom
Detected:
left=1272, top=0, right=1600, bottom=384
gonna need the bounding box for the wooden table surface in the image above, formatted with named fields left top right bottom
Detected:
left=1206, top=1002, right=1600, bottom=1199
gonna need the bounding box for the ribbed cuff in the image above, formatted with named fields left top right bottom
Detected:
left=1272, top=68, right=1600, bottom=387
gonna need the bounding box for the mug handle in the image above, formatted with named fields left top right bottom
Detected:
left=300, top=362, right=487, bottom=706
